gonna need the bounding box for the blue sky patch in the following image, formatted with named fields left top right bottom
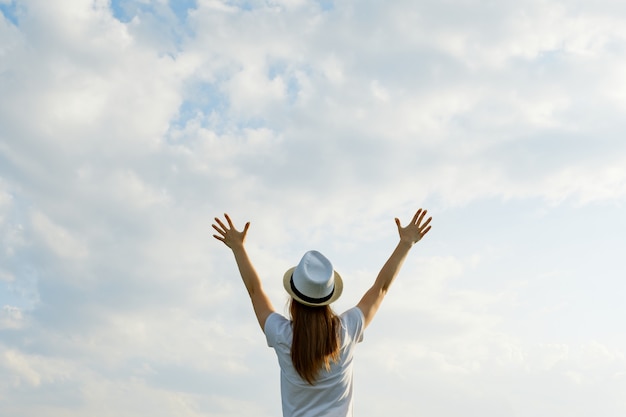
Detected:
left=110, top=0, right=198, bottom=23
left=0, top=1, right=19, bottom=25
left=111, top=0, right=197, bottom=23
left=167, top=80, right=234, bottom=137
left=109, top=0, right=133, bottom=23
left=316, top=0, right=334, bottom=12
left=169, top=0, right=197, bottom=22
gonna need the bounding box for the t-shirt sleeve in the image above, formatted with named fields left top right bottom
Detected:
left=264, top=312, right=288, bottom=348
left=342, top=307, right=365, bottom=343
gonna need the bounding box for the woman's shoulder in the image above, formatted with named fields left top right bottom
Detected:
left=265, top=311, right=291, bottom=331
left=339, top=307, right=365, bottom=342
left=264, top=312, right=292, bottom=347
left=340, top=306, right=365, bottom=323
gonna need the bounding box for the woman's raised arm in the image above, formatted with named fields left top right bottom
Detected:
left=212, top=214, right=275, bottom=330
left=356, top=209, right=432, bottom=328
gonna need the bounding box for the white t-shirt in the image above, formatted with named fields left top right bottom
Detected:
left=264, top=307, right=365, bottom=417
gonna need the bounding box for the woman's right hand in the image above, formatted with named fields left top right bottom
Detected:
left=394, top=208, right=432, bottom=245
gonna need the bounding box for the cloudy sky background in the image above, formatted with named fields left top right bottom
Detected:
left=1, top=0, right=626, bottom=416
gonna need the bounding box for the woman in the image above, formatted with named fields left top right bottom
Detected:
left=212, top=209, right=432, bottom=417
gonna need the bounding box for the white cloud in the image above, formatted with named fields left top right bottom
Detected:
left=30, top=210, right=88, bottom=260
left=1, top=347, right=75, bottom=388
left=0, top=269, right=14, bottom=282
left=0, top=305, right=23, bottom=329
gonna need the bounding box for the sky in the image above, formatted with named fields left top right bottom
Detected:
left=1, top=0, right=626, bottom=416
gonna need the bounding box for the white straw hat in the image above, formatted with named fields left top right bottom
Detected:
left=283, top=250, right=343, bottom=306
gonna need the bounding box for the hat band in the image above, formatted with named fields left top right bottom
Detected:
left=290, top=275, right=335, bottom=304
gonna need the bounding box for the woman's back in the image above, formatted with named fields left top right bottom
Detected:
left=265, top=307, right=365, bottom=417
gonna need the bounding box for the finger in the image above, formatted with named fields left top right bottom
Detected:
left=420, top=216, right=432, bottom=230
left=212, top=224, right=225, bottom=235
left=417, top=209, right=427, bottom=225
left=213, top=234, right=225, bottom=242
left=395, top=217, right=402, bottom=231
left=422, top=225, right=432, bottom=235
left=411, top=209, right=423, bottom=224
left=224, top=213, right=234, bottom=228
left=214, top=217, right=228, bottom=230
left=243, top=222, right=250, bottom=235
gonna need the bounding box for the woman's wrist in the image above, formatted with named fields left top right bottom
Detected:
left=230, top=242, right=246, bottom=252
left=398, top=239, right=415, bottom=249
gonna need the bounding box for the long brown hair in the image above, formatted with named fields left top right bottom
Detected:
left=290, top=299, right=341, bottom=385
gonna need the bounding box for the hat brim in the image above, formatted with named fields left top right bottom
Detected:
left=283, top=267, right=343, bottom=307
